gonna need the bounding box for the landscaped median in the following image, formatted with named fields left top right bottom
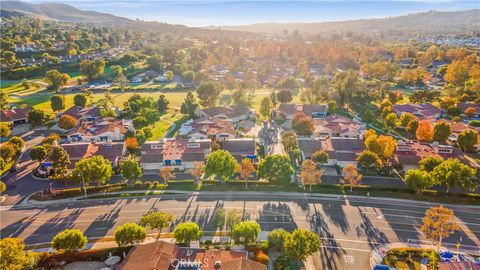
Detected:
left=370, top=243, right=480, bottom=270
left=26, top=179, right=480, bottom=205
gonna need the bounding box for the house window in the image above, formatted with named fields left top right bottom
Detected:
left=151, top=144, right=163, bottom=150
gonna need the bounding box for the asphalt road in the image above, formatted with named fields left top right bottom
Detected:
left=1, top=193, right=479, bottom=270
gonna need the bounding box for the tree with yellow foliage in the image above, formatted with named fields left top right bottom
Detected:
left=341, top=164, right=363, bottom=192
left=236, top=158, right=255, bottom=189
left=421, top=206, right=460, bottom=250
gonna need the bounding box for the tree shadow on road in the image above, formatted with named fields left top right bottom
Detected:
left=84, top=205, right=121, bottom=239
left=256, top=202, right=297, bottom=231
left=321, top=199, right=350, bottom=234
left=357, top=209, right=389, bottom=249
left=310, top=204, right=344, bottom=270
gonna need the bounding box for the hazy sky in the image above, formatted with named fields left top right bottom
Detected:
left=22, top=0, right=480, bottom=26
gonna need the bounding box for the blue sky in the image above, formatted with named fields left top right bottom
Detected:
left=24, top=0, right=480, bottom=26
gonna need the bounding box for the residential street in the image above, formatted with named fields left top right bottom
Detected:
left=1, top=192, right=479, bottom=270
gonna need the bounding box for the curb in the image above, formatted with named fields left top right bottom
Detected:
left=11, top=190, right=480, bottom=210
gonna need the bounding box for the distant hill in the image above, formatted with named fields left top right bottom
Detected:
left=0, top=0, right=133, bottom=25
left=213, top=9, right=480, bottom=35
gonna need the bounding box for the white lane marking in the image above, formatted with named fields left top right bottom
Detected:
left=319, top=245, right=372, bottom=252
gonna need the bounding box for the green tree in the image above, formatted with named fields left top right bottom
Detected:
left=80, top=58, right=106, bottom=82
left=226, top=209, right=242, bottom=231
left=399, top=113, right=416, bottom=127
left=182, top=70, right=195, bottom=83
left=281, top=131, right=297, bottom=152
left=311, top=150, right=329, bottom=164
left=0, top=122, right=11, bottom=137
left=157, top=95, right=169, bottom=114
left=230, top=221, right=261, bottom=245
left=72, top=156, right=113, bottom=186
left=73, top=94, right=87, bottom=107
left=121, top=158, right=142, bottom=182
left=357, top=150, right=380, bottom=170
left=405, top=169, right=433, bottom=193
left=8, top=136, right=24, bottom=152
left=29, top=146, right=48, bottom=164
left=432, top=158, right=477, bottom=193
left=49, top=146, right=70, bottom=181
left=44, top=69, right=69, bottom=92
left=0, top=143, right=16, bottom=162
left=385, top=112, right=398, bottom=129
left=276, top=90, right=293, bottom=103
left=457, top=130, right=478, bottom=152
left=419, top=156, right=444, bottom=172
left=197, top=81, right=223, bottom=107
left=115, top=223, right=146, bottom=247
left=0, top=181, right=5, bottom=194
left=284, top=229, right=320, bottom=263
left=139, top=212, right=173, bottom=240
left=268, top=229, right=289, bottom=252
left=257, top=155, right=294, bottom=185
left=433, top=122, right=451, bottom=143
left=51, top=229, right=87, bottom=253
left=173, top=222, right=203, bottom=243
left=0, top=238, right=28, bottom=270
left=165, top=70, right=174, bottom=81
left=260, top=96, right=273, bottom=119
left=0, top=90, right=9, bottom=110
left=50, top=95, right=66, bottom=112
left=332, top=69, right=359, bottom=106
left=132, top=116, right=148, bottom=130
left=205, top=150, right=236, bottom=182
left=180, top=91, right=199, bottom=118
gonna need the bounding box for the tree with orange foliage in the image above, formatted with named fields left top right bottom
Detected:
left=125, top=137, right=139, bottom=154
left=444, top=61, right=469, bottom=86
left=58, top=114, right=77, bottom=129
left=189, top=161, right=204, bottom=184
left=341, top=164, right=363, bottom=192
left=464, top=107, right=476, bottom=117
left=416, top=120, right=434, bottom=142
left=300, top=160, right=323, bottom=191
left=236, top=158, right=256, bottom=189
left=159, top=167, right=175, bottom=184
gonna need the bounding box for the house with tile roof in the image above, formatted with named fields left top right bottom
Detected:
left=61, top=106, right=101, bottom=122
left=393, top=103, right=443, bottom=120
left=276, top=103, right=328, bottom=120
left=140, top=138, right=211, bottom=171
left=394, top=140, right=473, bottom=171
left=221, top=138, right=257, bottom=161
left=458, top=101, right=480, bottom=118
left=0, top=107, right=31, bottom=125
left=66, top=119, right=133, bottom=142
left=297, top=137, right=365, bottom=167
left=118, top=240, right=266, bottom=270
left=179, top=117, right=237, bottom=140
left=195, top=105, right=256, bottom=124
left=312, top=114, right=366, bottom=138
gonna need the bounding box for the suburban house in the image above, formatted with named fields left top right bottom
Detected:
left=437, top=120, right=480, bottom=152
left=312, top=114, right=366, bottom=138
left=395, top=140, right=471, bottom=171
left=140, top=138, right=211, bottom=170
left=276, top=104, right=328, bottom=120
left=42, top=141, right=125, bottom=171
left=393, top=103, right=443, bottom=120
left=194, top=105, right=256, bottom=124
left=458, top=102, right=480, bottom=118
left=66, top=119, right=133, bottom=142
left=61, top=106, right=101, bottom=122
left=0, top=107, right=31, bottom=125
left=178, top=117, right=237, bottom=140
left=297, top=137, right=365, bottom=167
left=221, top=138, right=257, bottom=161
left=119, top=240, right=266, bottom=270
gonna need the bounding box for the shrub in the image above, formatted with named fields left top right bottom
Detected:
left=469, top=120, right=480, bottom=127
left=143, top=181, right=152, bottom=187
left=255, top=250, right=269, bottom=265
left=152, top=180, right=159, bottom=187
left=258, top=240, right=269, bottom=253
left=134, top=180, right=142, bottom=188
